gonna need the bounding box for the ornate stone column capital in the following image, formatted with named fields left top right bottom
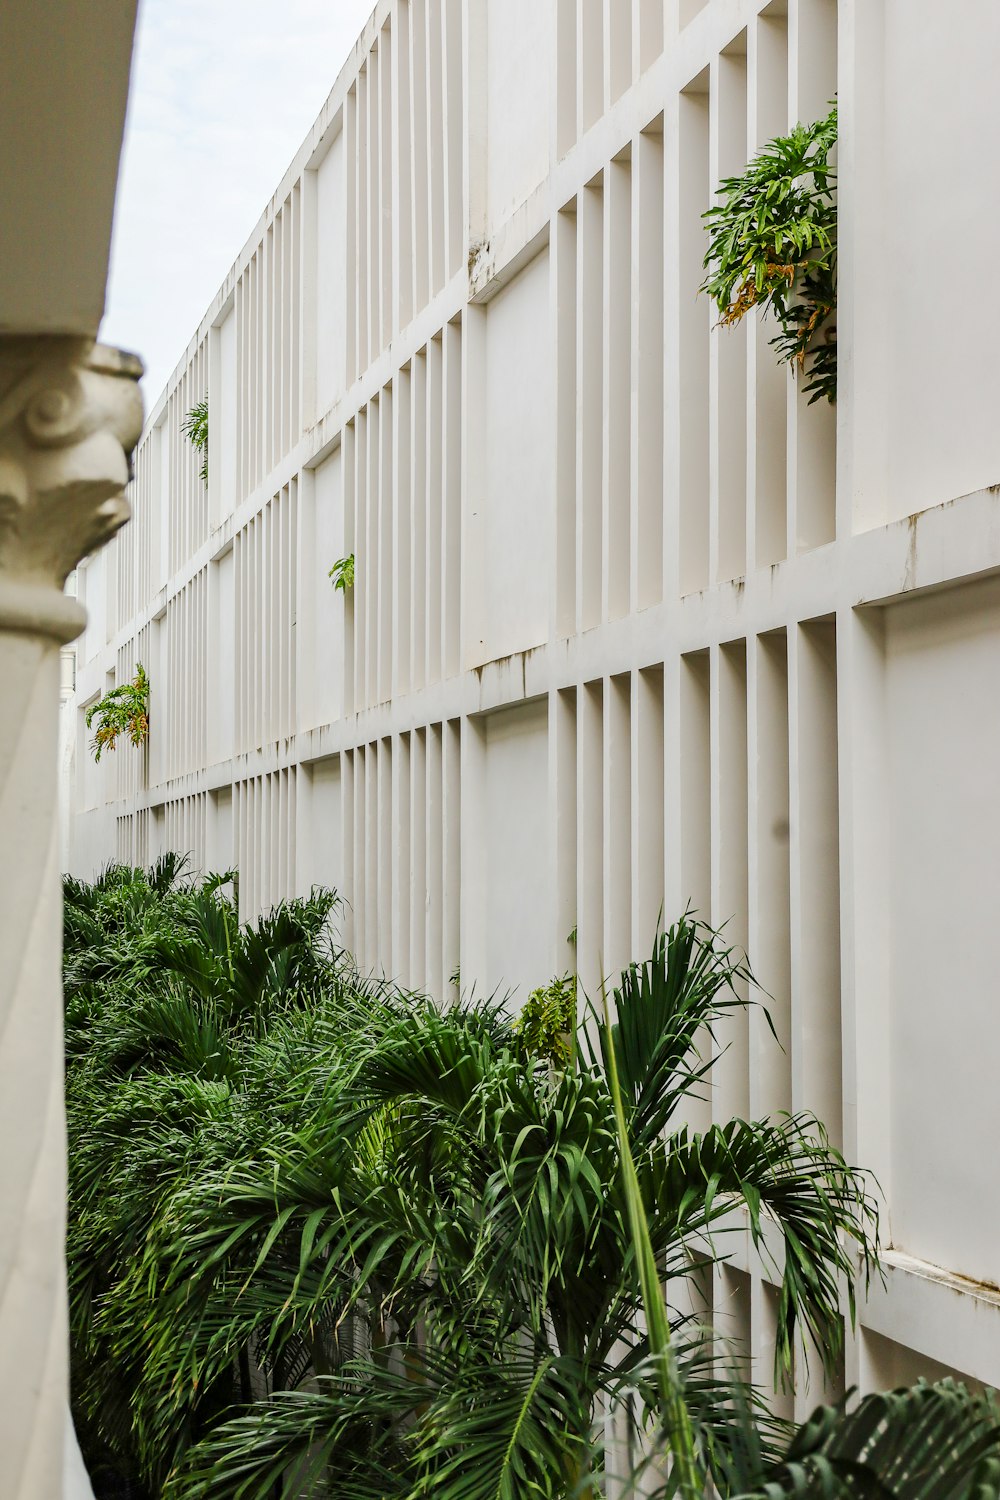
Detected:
left=0, top=336, right=142, bottom=1499
left=0, top=335, right=143, bottom=642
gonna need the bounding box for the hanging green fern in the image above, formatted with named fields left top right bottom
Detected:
left=182, top=396, right=209, bottom=485
left=702, top=102, right=837, bottom=404
left=85, top=664, right=150, bottom=763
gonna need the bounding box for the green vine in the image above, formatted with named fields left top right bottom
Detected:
left=328, top=553, right=355, bottom=592
left=514, top=973, right=576, bottom=1068
left=182, top=396, right=209, bottom=485
left=85, top=664, right=150, bottom=763
left=702, top=102, right=837, bottom=404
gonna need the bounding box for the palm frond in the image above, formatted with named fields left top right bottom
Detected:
left=735, top=1381, right=1000, bottom=1500
left=583, top=914, right=759, bottom=1150
left=645, top=1113, right=879, bottom=1383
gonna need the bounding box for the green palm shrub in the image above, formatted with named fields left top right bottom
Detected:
left=738, top=1382, right=1000, bottom=1500
left=65, top=866, right=998, bottom=1499
left=75, top=906, right=875, bottom=1495
left=624, top=1374, right=1000, bottom=1500
left=604, top=972, right=1000, bottom=1500
left=65, top=860, right=356, bottom=1493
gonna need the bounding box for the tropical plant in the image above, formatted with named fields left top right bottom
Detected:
left=624, top=1372, right=1000, bottom=1500
left=67, top=872, right=1000, bottom=1499
left=737, top=1381, right=1000, bottom=1500
left=328, top=552, right=355, bottom=592
left=75, top=909, right=881, bottom=1497
left=64, top=860, right=353, bottom=1495
left=84, top=663, right=150, bottom=762
left=702, top=103, right=837, bottom=403
left=605, top=974, right=1000, bottom=1500
left=514, top=971, right=577, bottom=1067
left=602, top=979, right=700, bottom=1499
left=182, top=396, right=209, bottom=484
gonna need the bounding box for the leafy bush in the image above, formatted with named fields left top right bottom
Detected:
left=514, top=972, right=576, bottom=1066
left=84, top=663, right=150, bottom=762
left=702, top=103, right=838, bottom=404
left=65, top=860, right=352, bottom=1494
left=67, top=876, right=893, bottom=1497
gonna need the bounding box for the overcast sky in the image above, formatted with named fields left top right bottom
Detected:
left=100, top=0, right=376, bottom=408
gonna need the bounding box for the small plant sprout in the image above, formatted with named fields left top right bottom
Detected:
left=328, top=553, right=355, bottom=592
left=85, top=664, right=150, bottom=762
left=182, top=396, right=208, bottom=485
left=702, top=102, right=838, bottom=403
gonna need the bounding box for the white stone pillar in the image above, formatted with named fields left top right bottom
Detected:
left=0, top=337, right=143, bottom=1499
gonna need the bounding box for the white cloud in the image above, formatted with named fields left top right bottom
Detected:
left=100, top=0, right=377, bottom=407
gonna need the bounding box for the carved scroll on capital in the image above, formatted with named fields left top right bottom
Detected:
left=0, top=336, right=143, bottom=601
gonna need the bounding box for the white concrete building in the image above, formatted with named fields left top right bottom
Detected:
left=69, top=0, right=1000, bottom=1410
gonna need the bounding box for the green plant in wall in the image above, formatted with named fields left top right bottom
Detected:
left=514, top=971, right=576, bottom=1067
left=702, top=102, right=838, bottom=403
left=182, top=395, right=208, bottom=484
left=85, top=663, right=150, bottom=762
left=328, top=553, right=355, bottom=592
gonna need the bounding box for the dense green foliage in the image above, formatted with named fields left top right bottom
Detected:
left=602, top=993, right=1000, bottom=1500
left=328, top=552, right=355, bottom=591
left=65, top=862, right=998, bottom=1499
left=182, top=396, right=209, bottom=485
left=702, top=104, right=838, bottom=403
left=65, top=857, right=347, bottom=1493
left=513, top=971, right=576, bottom=1067
left=84, top=662, right=150, bottom=762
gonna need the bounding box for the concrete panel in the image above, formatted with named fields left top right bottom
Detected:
left=316, top=130, right=346, bottom=415
left=475, top=699, right=551, bottom=1005
left=0, top=0, right=138, bottom=334
left=885, top=576, right=1000, bottom=1286
left=486, top=0, right=553, bottom=228
left=849, top=3, right=1000, bottom=524
left=481, top=249, right=553, bottom=664
left=300, top=756, right=344, bottom=901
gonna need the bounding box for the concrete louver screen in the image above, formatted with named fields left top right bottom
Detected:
left=69, top=0, right=1000, bottom=1414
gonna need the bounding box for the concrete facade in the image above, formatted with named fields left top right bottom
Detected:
left=69, top=0, right=1000, bottom=1408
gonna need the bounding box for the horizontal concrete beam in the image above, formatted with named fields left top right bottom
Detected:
left=0, top=0, right=138, bottom=336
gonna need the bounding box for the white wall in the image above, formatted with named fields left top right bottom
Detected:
left=848, top=2, right=1000, bottom=526
left=298, top=756, right=344, bottom=897
left=207, top=784, right=233, bottom=874
left=69, top=0, right=1000, bottom=1404
left=218, top=307, right=237, bottom=519
left=885, top=577, right=1000, bottom=1285
left=315, top=129, right=346, bottom=417
left=486, top=0, right=553, bottom=227
left=303, top=450, right=345, bottom=730
left=479, top=249, right=553, bottom=664
left=465, top=698, right=551, bottom=1004
left=208, top=548, right=234, bottom=763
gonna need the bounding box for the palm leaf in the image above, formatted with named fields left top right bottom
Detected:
left=735, top=1381, right=1000, bottom=1500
